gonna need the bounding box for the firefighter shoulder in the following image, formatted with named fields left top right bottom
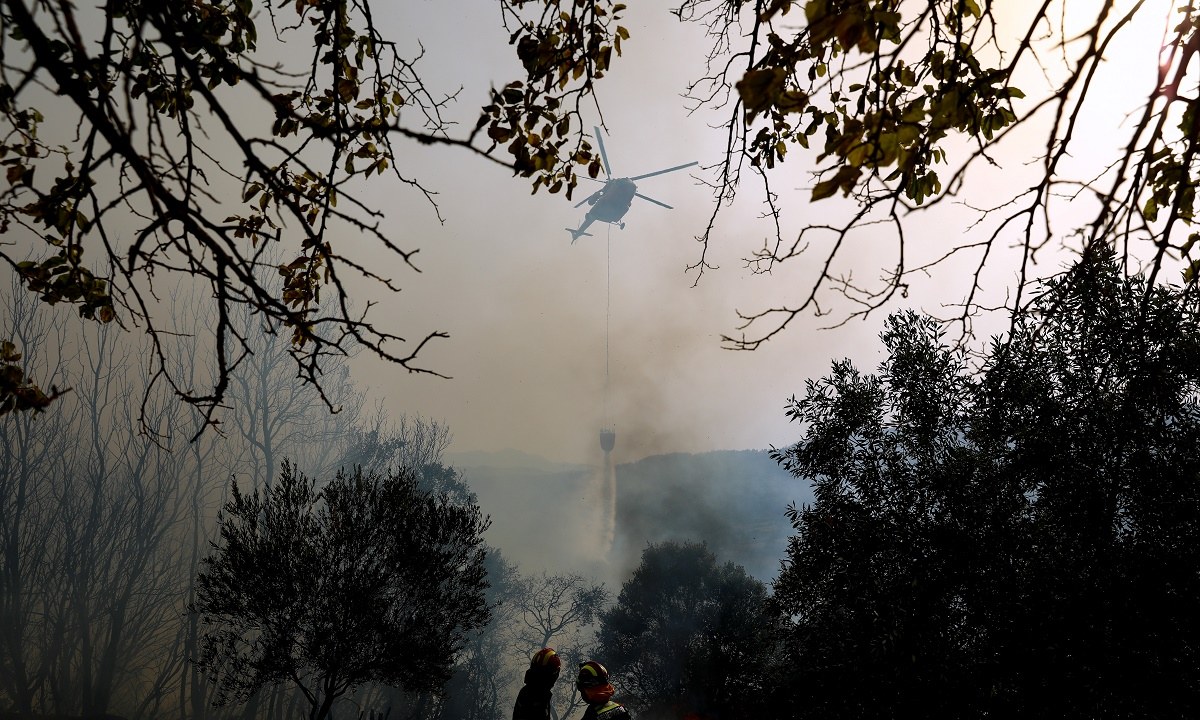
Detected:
left=577, top=660, right=630, bottom=720
left=513, top=647, right=562, bottom=720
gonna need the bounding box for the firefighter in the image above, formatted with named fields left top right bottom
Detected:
left=576, top=660, right=631, bottom=720
left=513, top=647, right=562, bottom=720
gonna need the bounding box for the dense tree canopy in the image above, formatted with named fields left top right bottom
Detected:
left=189, top=460, right=491, bottom=720
left=0, top=0, right=628, bottom=422
left=676, top=0, right=1200, bottom=344
left=769, top=252, right=1200, bottom=718
left=596, top=541, right=774, bottom=720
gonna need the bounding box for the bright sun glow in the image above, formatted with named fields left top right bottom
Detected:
left=1048, top=0, right=1188, bottom=144
left=1099, top=0, right=1181, bottom=69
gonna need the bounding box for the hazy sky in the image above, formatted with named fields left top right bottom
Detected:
left=347, top=2, right=890, bottom=465
left=340, top=0, right=1176, bottom=466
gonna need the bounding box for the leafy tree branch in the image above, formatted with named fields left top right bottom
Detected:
left=675, top=0, right=1200, bottom=344
left=0, top=0, right=629, bottom=427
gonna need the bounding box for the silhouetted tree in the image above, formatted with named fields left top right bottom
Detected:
left=0, top=0, right=630, bottom=421
left=597, top=541, right=774, bottom=720
left=337, top=413, right=477, bottom=509
left=219, top=268, right=363, bottom=490
left=514, top=572, right=610, bottom=720
left=770, top=252, right=1200, bottom=718
left=0, top=279, right=206, bottom=720
left=190, top=461, right=491, bottom=720
left=517, top=572, right=610, bottom=651
left=390, top=561, right=608, bottom=720
left=431, top=549, right=525, bottom=720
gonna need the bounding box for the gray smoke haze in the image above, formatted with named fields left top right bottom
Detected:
left=610, top=450, right=809, bottom=582
left=4, top=4, right=1178, bottom=720
left=343, top=1, right=894, bottom=472
left=454, top=447, right=809, bottom=587
left=353, top=69, right=879, bottom=585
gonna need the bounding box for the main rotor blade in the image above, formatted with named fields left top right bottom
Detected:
left=629, top=161, right=698, bottom=182
left=593, top=126, right=613, bottom=178
left=634, top=193, right=673, bottom=209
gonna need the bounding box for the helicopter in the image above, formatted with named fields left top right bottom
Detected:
left=566, top=126, right=697, bottom=243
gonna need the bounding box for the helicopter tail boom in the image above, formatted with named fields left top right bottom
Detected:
left=567, top=227, right=594, bottom=243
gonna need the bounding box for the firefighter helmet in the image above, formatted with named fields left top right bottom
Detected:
left=577, top=660, right=609, bottom=687
left=525, top=647, right=561, bottom=686
left=577, top=661, right=614, bottom=704
left=531, top=647, right=562, bottom=671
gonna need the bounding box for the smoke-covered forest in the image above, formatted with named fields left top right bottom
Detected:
left=4, top=0, right=1200, bottom=719
left=0, top=269, right=603, bottom=720
left=5, top=252, right=1200, bottom=720
left=0, top=264, right=791, bottom=720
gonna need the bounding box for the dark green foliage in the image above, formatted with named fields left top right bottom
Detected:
left=770, top=254, right=1200, bottom=718
left=190, top=460, right=491, bottom=720
left=597, top=541, right=775, bottom=720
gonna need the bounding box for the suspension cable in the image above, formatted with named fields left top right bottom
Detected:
left=604, top=223, right=612, bottom=424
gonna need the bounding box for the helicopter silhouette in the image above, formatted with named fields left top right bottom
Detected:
left=566, top=126, right=697, bottom=243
